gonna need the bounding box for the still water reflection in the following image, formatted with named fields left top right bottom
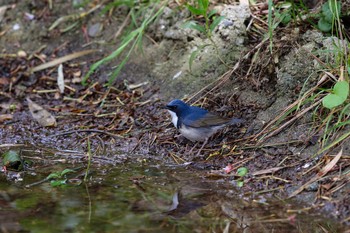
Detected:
left=0, top=160, right=344, bottom=232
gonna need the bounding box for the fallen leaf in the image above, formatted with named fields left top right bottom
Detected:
left=289, top=149, right=342, bottom=198
left=2, top=150, right=22, bottom=171
left=0, top=5, right=11, bottom=23
left=57, top=64, right=64, bottom=93
left=27, top=98, right=57, bottom=127
left=224, top=164, right=234, bottom=174
left=0, top=77, right=9, bottom=85
left=168, top=191, right=179, bottom=211
left=252, top=166, right=284, bottom=176
left=31, top=50, right=98, bottom=73
left=0, top=114, right=13, bottom=123
left=318, top=150, right=342, bottom=176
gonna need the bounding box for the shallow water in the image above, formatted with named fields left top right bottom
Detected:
left=0, top=150, right=344, bottom=233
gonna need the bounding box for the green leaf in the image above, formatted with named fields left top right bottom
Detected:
left=237, top=167, right=248, bottom=177
left=82, top=30, right=138, bottom=85
left=318, top=16, right=332, bottom=32
left=198, top=0, right=209, bottom=11
left=101, top=0, right=135, bottom=14
left=182, top=21, right=206, bottom=33
left=277, top=11, right=291, bottom=25
left=208, top=9, right=217, bottom=18
left=321, top=1, right=331, bottom=19
left=338, top=103, right=350, bottom=117
left=2, top=150, right=20, bottom=164
left=50, top=179, right=67, bottom=187
left=108, top=55, right=130, bottom=86
left=61, top=168, right=75, bottom=176
left=82, top=4, right=165, bottom=86
left=47, top=169, right=75, bottom=180
left=323, top=81, right=349, bottom=109
left=209, top=16, right=224, bottom=32
left=186, top=5, right=205, bottom=15
left=236, top=180, right=244, bottom=187
left=2, top=150, right=23, bottom=170
left=322, top=0, right=341, bottom=23
left=47, top=172, right=60, bottom=180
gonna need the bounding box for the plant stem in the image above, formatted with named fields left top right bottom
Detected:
left=84, top=138, right=92, bottom=182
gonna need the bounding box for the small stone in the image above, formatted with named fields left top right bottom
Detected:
left=88, top=22, right=103, bottom=37
left=13, top=23, right=20, bottom=31
left=17, top=50, right=27, bottom=57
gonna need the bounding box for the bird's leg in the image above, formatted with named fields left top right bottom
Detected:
left=187, top=142, right=199, bottom=155
left=196, top=138, right=208, bottom=156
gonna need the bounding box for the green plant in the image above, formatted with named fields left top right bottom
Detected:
left=318, top=0, right=341, bottom=33
left=181, top=0, right=224, bottom=72
left=317, top=0, right=349, bottom=151
left=322, top=80, right=349, bottom=109
left=47, top=169, right=75, bottom=187
left=267, top=0, right=274, bottom=53
left=267, top=0, right=310, bottom=52
left=319, top=75, right=350, bottom=148
left=235, top=167, right=248, bottom=187
left=84, top=138, right=92, bottom=182
left=83, top=2, right=165, bottom=86
left=274, top=1, right=310, bottom=26
left=257, top=0, right=349, bottom=156
left=182, top=0, right=224, bottom=39
left=101, top=0, right=135, bottom=14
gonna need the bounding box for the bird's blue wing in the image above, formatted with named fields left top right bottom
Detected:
left=182, top=112, right=231, bottom=128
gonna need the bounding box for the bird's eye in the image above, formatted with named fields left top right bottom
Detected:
left=173, top=105, right=177, bottom=109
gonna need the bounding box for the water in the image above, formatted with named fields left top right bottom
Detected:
left=0, top=153, right=344, bottom=232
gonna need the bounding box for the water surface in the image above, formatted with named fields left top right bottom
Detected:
left=0, top=154, right=343, bottom=232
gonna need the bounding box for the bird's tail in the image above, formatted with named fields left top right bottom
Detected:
left=229, top=118, right=244, bottom=126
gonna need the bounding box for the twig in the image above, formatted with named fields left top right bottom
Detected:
left=257, top=99, right=322, bottom=144
left=47, top=129, right=124, bottom=138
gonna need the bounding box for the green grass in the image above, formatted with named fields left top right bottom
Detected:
left=82, top=0, right=166, bottom=86
left=264, top=0, right=349, bottom=155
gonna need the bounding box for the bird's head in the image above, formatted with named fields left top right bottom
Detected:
left=165, top=99, right=190, bottom=116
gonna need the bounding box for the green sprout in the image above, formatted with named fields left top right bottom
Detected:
left=181, top=0, right=225, bottom=72
left=47, top=169, right=76, bottom=187
left=182, top=0, right=224, bottom=39
left=236, top=167, right=248, bottom=187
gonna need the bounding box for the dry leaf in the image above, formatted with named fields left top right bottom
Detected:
left=31, top=50, right=98, bottom=73
left=57, top=64, right=64, bottom=93
left=252, top=166, right=284, bottom=176
left=289, top=149, right=342, bottom=198
left=0, top=77, right=10, bottom=85
left=0, top=5, right=11, bottom=23
left=0, top=114, right=13, bottom=123
left=27, top=98, right=57, bottom=127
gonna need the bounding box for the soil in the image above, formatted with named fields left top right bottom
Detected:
left=0, top=0, right=349, bottom=227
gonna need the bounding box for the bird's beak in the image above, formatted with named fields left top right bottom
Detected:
left=163, top=105, right=170, bottom=110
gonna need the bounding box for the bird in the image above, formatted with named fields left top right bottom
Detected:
left=165, top=99, right=243, bottom=153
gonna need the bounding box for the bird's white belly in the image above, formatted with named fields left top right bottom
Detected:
left=179, top=125, right=220, bottom=142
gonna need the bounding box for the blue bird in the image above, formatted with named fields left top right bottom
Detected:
left=165, top=99, right=243, bottom=145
